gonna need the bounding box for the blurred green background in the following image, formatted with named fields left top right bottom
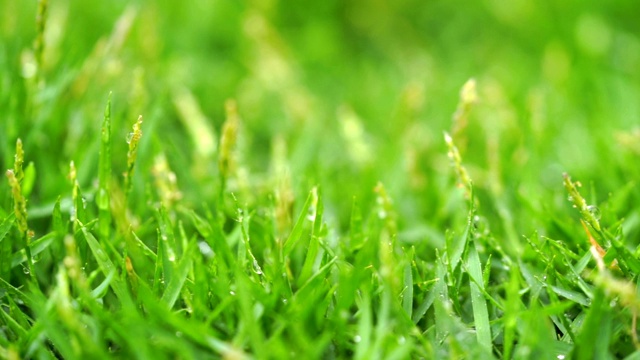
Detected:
left=1, top=0, right=640, bottom=252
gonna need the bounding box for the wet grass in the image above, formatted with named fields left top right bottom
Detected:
left=2, top=0, right=640, bottom=359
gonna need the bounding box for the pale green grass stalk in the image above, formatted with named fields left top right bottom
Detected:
left=5, top=139, right=35, bottom=280
left=218, top=99, right=240, bottom=188
left=3, top=2, right=640, bottom=359
left=34, top=0, right=48, bottom=84
left=124, top=115, right=143, bottom=200
left=98, top=94, right=113, bottom=242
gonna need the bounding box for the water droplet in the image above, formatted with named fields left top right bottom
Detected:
left=229, top=291, right=236, bottom=296
left=22, top=267, right=30, bottom=275
left=198, top=241, right=214, bottom=258
left=282, top=298, right=288, bottom=304
left=567, top=196, right=574, bottom=202
left=354, top=335, right=362, bottom=343
left=252, top=260, right=263, bottom=275
left=306, top=207, right=317, bottom=221
left=587, top=205, right=601, bottom=220
left=557, top=355, right=566, bottom=360
left=175, top=331, right=183, bottom=338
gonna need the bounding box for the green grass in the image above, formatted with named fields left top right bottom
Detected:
left=2, top=0, right=640, bottom=359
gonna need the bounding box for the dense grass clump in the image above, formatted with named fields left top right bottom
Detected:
left=2, top=1, right=640, bottom=359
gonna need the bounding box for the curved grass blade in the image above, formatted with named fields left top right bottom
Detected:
left=78, top=221, right=135, bottom=309
left=0, top=213, right=16, bottom=244
left=11, top=232, right=56, bottom=268
left=282, top=188, right=314, bottom=258
left=97, top=93, right=112, bottom=242
left=161, top=240, right=195, bottom=308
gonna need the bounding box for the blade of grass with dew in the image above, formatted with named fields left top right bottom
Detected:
left=0, top=213, right=13, bottom=277
left=52, top=197, right=65, bottom=237
left=187, top=207, right=234, bottom=267
left=446, top=220, right=469, bottom=275
left=299, top=187, right=321, bottom=286
left=153, top=228, right=165, bottom=294
left=77, top=221, right=134, bottom=308
left=130, top=229, right=157, bottom=261
left=371, top=287, right=392, bottom=358
left=354, top=291, right=373, bottom=360
left=573, top=288, right=614, bottom=359
left=467, top=235, right=492, bottom=353
left=283, top=188, right=314, bottom=257
left=0, top=213, right=15, bottom=244
left=137, top=280, right=243, bottom=358
left=124, top=115, right=143, bottom=200
left=10, top=232, right=56, bottom=268
left=157, top=205, right=177, bottom=284
left=98, top=93, right=112, bottom=243
left=402, top=246, right=414, bottom=318
left=294, top=256, right=337, bottom=296
left=543, top=279, right=576, bottom=342
left=609, top=226, right=640, bottom=273
left=161, top=239, right=195, bottom=308
left=90, top=267, right=116, bottom=298
left=234, top=268, right=266, bottom=354
left=412, top=281, right=436, bottom=324
left=433, top=250, right=450, bottom=346
left=0, top=297, right=28, bottom=339
left=502, top=261, right=521, bottom=360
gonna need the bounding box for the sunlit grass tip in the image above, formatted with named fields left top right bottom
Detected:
left=562, top=172, right=601, bottom=232
left=450, top=78, right=477, bottom=149
left=218, top=99, right=240, bottom=181
left=444, top=132, right=472, bottom=197
left=124, top=115, right=143, bottom=198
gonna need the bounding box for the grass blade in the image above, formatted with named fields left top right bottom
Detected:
left=0, top=212, right=16, bottom=245
left=78, top=221, right=134, bottom=309
left=161, top=241, right=195, bottom=308
left=573, top=288, right=613, bottom=359
left=282, top=188, right=314, bottom=257
left=97, top=93, right=112, bottom=242
left=10, top=232, right=56, bottom=268
left=467, top=238, right=492, bottom=353
left=402, top=247, right=414, bottom=318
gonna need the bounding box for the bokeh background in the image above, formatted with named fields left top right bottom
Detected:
left=1, top=0, right=640, bottom=253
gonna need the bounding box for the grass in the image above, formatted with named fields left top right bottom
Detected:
left=2, top=0, right=640, bottom=359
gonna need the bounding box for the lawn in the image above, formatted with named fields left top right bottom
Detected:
left=2, top=0, right=640, bottom=359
